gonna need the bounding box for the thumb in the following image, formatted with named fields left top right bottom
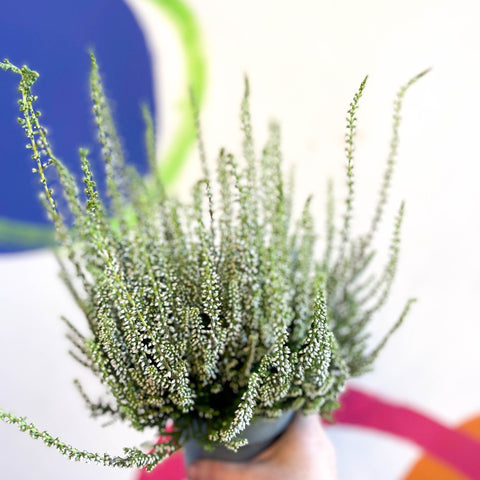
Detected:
left=187, top=459, right=252, bottom=480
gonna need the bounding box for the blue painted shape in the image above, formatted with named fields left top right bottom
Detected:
left=0, top=0, right=156, bottom=252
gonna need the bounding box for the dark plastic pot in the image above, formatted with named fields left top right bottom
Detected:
left=183, top=410, right=294, bottom=466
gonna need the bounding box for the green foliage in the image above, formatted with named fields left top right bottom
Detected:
left=0, top=55, right=427, bottom=469
left=324, top=69, right=429, bottom=375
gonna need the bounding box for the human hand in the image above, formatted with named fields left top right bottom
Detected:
left=187, top=413, right=337, bottom=480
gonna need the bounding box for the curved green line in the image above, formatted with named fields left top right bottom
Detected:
left=0, top=217, right=54, bottom=249
left=1, top=1, right=206, bottom=251
left=147, top=0, right=207, bottom=187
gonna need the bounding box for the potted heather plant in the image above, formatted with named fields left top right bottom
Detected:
left=0, top=54, right=427, bottom=471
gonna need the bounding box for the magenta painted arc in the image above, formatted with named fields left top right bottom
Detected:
left=137, top=387, right=480, bottom=479
left=333, top=387, right=480, bottom=479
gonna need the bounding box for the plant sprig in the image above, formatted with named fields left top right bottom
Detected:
left=0, top=56, right=427, bottom=468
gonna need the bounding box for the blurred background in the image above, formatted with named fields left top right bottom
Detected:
left=1, top=0, right=480, bottom=479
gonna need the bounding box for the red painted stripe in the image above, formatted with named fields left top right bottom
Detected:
left=333, top=388, right=480, bottom=480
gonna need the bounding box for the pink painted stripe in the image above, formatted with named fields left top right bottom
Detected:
left=333, top=387, right=480, bottom=480
left=136, top=422, right=187, bottom=480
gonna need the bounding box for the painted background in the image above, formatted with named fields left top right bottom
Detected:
left=1, top=0, right=480, bottom=479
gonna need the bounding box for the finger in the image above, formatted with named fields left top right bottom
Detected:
left=187, top=459, right=253, bottom=480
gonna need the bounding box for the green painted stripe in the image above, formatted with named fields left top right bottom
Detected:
left=1, top=1, right=206, bottom=251
left=147, top=0, right=207, bottom=187
left=0, top=217, right=54, bottom=248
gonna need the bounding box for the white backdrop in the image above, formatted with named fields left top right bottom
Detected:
left=1, top=1, right=480, bottom=479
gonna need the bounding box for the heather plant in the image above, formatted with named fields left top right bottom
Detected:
left=0, top=54, right=427, bottom=470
